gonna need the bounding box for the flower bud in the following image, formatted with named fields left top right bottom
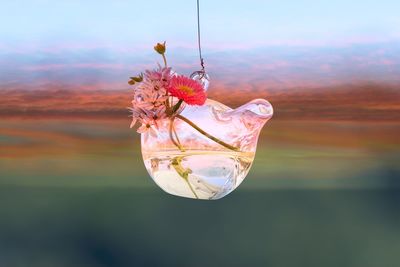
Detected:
left=128, top=74, right=143, bottom=85
left=154, top=41, right=166, bottom=54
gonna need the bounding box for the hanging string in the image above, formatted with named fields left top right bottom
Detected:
left=190, top=0, right=209, bottom=85
left=196, top=0, right=205, bottom=72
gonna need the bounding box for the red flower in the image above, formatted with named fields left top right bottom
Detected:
left=168, top=75, right=206, bottom=105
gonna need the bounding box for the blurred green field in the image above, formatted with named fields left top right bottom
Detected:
left=0, top=187, right=400, bottom=267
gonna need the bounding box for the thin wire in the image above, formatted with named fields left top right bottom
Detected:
left=196, top=0, right=205, bottom=72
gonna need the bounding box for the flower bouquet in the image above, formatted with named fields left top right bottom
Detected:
left=129, top=42, right=273, bottom=200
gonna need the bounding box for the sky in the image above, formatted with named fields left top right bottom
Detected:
left=1, top=0, right=400, bottom=50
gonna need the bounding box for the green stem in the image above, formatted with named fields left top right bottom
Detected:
left=169, top=117, right=184, bottom=151
left=176, top=114, right=239, bottom=151
left=171, top=157, right=199, bottom=199
left=172, top=99, right=183, bottom=113
left=165, top=98, right=172, bottom=115
left=185, top=177, right=199, bottom=199
left=162, top=54, right=167, bottom=68
left=172, top=123, right=183, bottom=148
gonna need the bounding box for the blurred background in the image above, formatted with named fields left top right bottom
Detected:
left=1, top=0, right=399, bottom=266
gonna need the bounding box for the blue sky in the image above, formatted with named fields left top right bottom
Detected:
left=1, top=0, right=399, bottom=51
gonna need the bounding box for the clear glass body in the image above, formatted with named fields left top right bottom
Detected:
left=141, top=98, right=273, bottom=200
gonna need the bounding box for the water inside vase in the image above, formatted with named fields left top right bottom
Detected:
left=142, top=150, right=254, bottom=200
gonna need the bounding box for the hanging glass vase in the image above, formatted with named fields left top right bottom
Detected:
left=128, top=41, right=273, bottom=200
left=141, top=97, right=272, bottom=199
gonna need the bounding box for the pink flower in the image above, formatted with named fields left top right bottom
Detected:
left=129, top=66, right=173, bottom=131
left=129, top=107, right=141, bottom=128
left=136, top=118, right=158, bottom=137
left=168, top=75, right=206, bottom=105
left=137, top=125, right=155, bottom=135
left=134, top=94, right=168, bottom=110
left=144, top=65, right=173, bottom=89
